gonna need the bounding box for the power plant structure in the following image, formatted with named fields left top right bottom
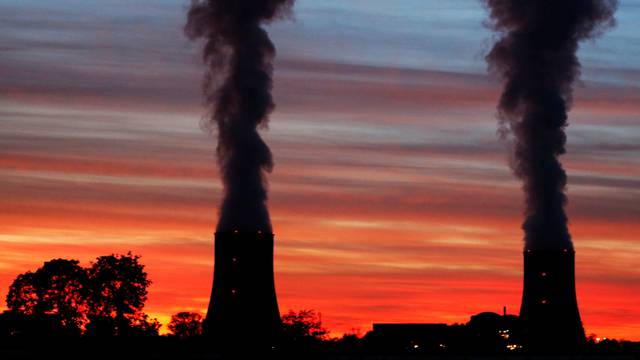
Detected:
left=204, top=231, right=281, bottom=348
left=519, top=249, right=585, bottom=352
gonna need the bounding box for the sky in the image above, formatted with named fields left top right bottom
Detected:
left=1, top=0, right=639, bottom=339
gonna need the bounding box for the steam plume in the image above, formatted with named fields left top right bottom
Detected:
left=185, top=0, right=294, bottom=233
left=484, top=0, right=617, bottom=250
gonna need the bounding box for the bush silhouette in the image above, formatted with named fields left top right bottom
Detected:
left=281, top=309, right=328, bottom=347
left=168, top=312, right=203, bottom=338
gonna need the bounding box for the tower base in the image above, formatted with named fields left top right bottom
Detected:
left=520, top=249, right=585, bottom=353
left=204, top=231, right=281, bottom=351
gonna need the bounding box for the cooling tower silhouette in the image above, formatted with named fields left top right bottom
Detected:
left=204, top=231, right=280, bottom=348
left=519, top=249, right=585, bottom=352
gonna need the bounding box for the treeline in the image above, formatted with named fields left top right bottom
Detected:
left=1, top=255, right=638, bottom=358
left=1, top=253, right=158, bottom=337
left=0, top=253, right=331, bottom=344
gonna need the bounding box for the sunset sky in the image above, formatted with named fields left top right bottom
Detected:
left=1, top=0, right=639, bottom=340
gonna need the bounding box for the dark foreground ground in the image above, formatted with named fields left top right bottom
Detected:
left=0, top=338, right=638, bottom=360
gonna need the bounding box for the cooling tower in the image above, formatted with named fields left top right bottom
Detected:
left=519, top=249, right=585, bottom=352
left=204, top=231, right=280, bottom=348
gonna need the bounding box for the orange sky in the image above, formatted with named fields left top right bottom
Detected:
left=1, top=60, right=639, bottom=339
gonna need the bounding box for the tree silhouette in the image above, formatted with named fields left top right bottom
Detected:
left=6, top=272, right=39, bottom=314
left=84, top=252, right=158, bottom=336
left=128, top=313, right=161, bottom=336
left=2, top=253, right=160, bottom=338
left=281, top=309, right=328, bottom=344
left=168, top=312, right=203, bottom=338
left=5, top=259, right=88, bottom=335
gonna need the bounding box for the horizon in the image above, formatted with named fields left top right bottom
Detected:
left=1, top=0, right=639, bottom=340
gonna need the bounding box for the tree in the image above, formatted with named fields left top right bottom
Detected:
left=281, top=309, right=328, bottom=344
left=6, top=272, right=39, bottom=314
left=5, top=259, right=88, bottom=335
left=85, top=252, right=157, bottom=336
left=168, top=312, right=203, bottom=338
left=129, top=313, right=161, bottom=336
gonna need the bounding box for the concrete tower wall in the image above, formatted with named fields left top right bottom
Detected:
left=204, top=232, right=280, bottom=348
left=520, top=249, right=585, bottom=352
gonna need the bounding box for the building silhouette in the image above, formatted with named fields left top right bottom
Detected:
left=368, top=311, right=522, bottom=354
